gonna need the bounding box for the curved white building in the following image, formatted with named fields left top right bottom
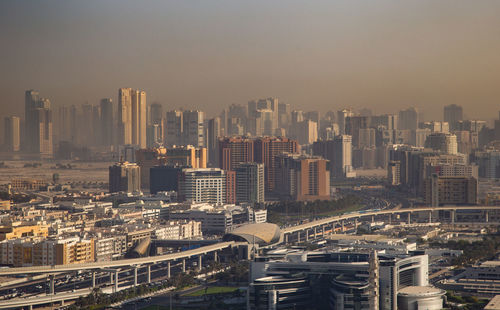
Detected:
left=397, top=286, right=445, bottom=310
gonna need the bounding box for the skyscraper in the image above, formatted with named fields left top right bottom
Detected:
left=424, top=133, right=458, bottom=155
left=218, top=136, right=255, bottom=171
left=131, top=90, right=147, bottom=148
left=165, top=110, right=205, bottom=147
left=333, top=135, right=354, bottom=178
left=444, top=104, right=463, bottom=131
left=165, top=110, right=183, bottom=147
left=148, top=103, right=164, bottom=146
left=337, top=109, right=354, bottom=135
left=235, top=162, right=265, bottom=203
left=100, top=98, right=114, bottom=147
left=79, top=103, right=94, bottom=146
left=182, top=110, right=204, bottom=147
left=345, top=115, right=371, bottom=148
left=4, top=116, right=20, bottom=152
left=24, top=90, right=53, bottom=156
left=117, top=88, right=133, bottom=145
left=56, top=105, right=73, bottom=144
left=206, top=117, right=221, bottom=166
left=398, top=107, right=418, bottom=131
left=253, top=137, right=300, bottom=192
left=117, top=88, right=146, bottom=147
left=274, top=153, right=330, bottom=201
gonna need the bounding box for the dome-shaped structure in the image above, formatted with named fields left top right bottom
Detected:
left=223, top=223, right=281, bottom=245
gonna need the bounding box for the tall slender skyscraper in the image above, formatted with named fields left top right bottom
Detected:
left=206, top=117, right=221, bottom=166
left=56, top=106, right=74, bottom=144
left=24, top=90, right=53, bottom=156
left=131, top=90, right=147, bottom=148
left=337, top=109, right=354, bottom=135
left=444, top=104, right=463, bottom=131
left=117, top=88, right=146, bottom=147
left=147, top=103, right=164, bottom=147
left=333, top=135, right=354, bottom=178
left=100, top=98, right=114, bottom=147
left=4, top=116, right=20, bottom=152
left=117, top=88, right=133, bottom=145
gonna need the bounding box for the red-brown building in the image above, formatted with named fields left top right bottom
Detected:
left=217, top=136, right=299, bottom=192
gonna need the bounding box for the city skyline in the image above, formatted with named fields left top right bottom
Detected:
left=2, top=1, right=500, bottom=122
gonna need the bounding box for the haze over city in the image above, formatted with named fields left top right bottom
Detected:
left=4, top=2, right=500, bottom=310
left=2, top=0, right=500, bottom=121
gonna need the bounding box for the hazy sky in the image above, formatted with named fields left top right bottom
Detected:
left=2, top=0, right=500, bottom=120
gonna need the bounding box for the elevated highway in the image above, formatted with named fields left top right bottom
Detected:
left=0, top=241, right=241, bottom=276
left=282, top=205, right=500, bottom=242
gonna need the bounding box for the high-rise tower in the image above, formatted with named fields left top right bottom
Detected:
left=117, top=88, right=132, bottom=145
left=24, top=90, right=52, bottom=156
left=131, top=90, right=147, bottom=148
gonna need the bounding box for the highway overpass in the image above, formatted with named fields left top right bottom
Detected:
left=282, top=205, right=500, bottom=242
left=0, top=241, right=243, bottom=276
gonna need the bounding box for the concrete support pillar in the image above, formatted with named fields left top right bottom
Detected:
left=214, top=251, right=218, bottom=263
left=371, top=215, right=374, bottom=223
left=313, top=227, right=317, bottom=238
left=354, top=218, right=358, bottom=230
left=341, top=220, right=345, bottom=233
left=29, top=305, right=33, bottom=310
left=49, top=274, right=55, bottom=295
left=305, top=229, right=309, bottom=242
left=182, top=259, right=186, bottom=273
left=407, top=212, right=411, bottom=225
left=167, top=261, right=171, bottom=278
left=285, top=234, right=288, bottom=244
left=147, top=265, right=151, bottom=283
left=322, top=225, right=325, bottom=236
left=134, top=266, right=138, bottom=286
left=451, top=210, right=455, bottom=224
left=114, top=270, right=118, bottom=293
left=198, top=255, right=202, bottom=271
left=486, top=211, right=489, bottom=223
left=388, top=214, right=391, bottom=224
left=297, top=231, right=301, bottom=243
left=429, top=211, right=432, bottom=224
left=92, top=271, right=96, bottom=288
left=110, top=271, right=113, bottom=284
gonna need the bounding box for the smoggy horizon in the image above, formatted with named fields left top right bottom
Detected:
left=2, top=1, right=500, bottom=121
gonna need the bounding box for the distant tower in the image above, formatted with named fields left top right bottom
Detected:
left=207, top=117, right=221, bottom=166
left=4, top=116, right=20, bottom=152
left=131, top=89, right=147, bottom=148
left=100, top=98, right=114, bottom=147
left=399, top=107, right=418, bottom=131
left=24, top=90, right=52, bottom=157
left=333, top=135, right=354, bottom=178
left=444, top=104, right=463, bottom=131
left=165, top=110, right=183, bottom=147
left=182, top=110, right=205, bottom=147
left=117, top=88, right=133, bottom=145
left=337, top=109, right=354, bottom=135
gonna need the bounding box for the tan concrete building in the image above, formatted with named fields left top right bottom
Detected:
left=0, top=237, right=94, bottom=267
left=424, top=175, right=478, bottom=206
left=0, top=225, right=49, bottom=241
